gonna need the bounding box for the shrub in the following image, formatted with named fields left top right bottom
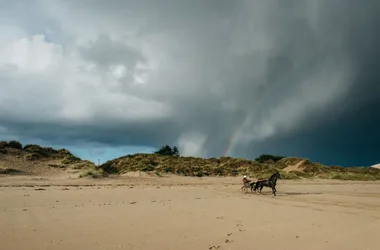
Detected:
left=23, top=145, right=49, bottom=157
left=155, top=171, right=162, bottom=177
left=196, top=172, right=204, bottom=177
left=24, top=153, right=41, bottom=161
left=48, top=164, right=66, bottom=168
left=80, top=170, right=102, bottom=178
left=255, top=154, right=285, bottom=163
left=62, top=155, right=81, bottom=164
left=164, top=166, right=174, bottom=173
left=57, top=149, right=72, bottom=156
left=141, top=158, right=152, bottom=165
left=44, top=147, right=59, bottom=154
left=100, top=161, right=119, bottom=174
left=0, top=141, right=9, bottom=149
left=7, top=140, right=23, bottom=150
left=177, top=169, right=188, bottom=176
left=154, top=145, right=180, bottom=156
left=214, top=167, right=225, bottom=176
left=141, top=165, right=154, bottom=172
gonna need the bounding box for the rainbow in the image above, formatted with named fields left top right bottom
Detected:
left=223, top=115, right=251, bottom=157
left=222, top=93, right=270, bottom=156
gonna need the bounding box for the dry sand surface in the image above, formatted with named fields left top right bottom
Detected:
left=1, top=175, right=380, bottom=250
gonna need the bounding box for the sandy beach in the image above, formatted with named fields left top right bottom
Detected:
left=1, top=175, right=380, bottom=250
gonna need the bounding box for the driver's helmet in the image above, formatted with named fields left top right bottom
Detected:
left=243, top=175, right=247, bottom=179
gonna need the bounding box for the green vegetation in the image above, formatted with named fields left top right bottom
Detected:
left=8, top=140, right=23, bottom=150
left=20, top=144, right=81, bottom=162
left=48, top=164, right=67, bottom=169
left=24, top=153, right=42, bottom=161
left=154, top=145, right=180, bottom=156
left=99, top=153, right=380, bottom=181
left=0, top=140, right=23, bottom=150
left=1, top=140, right=95, bottom=174
left=0, top=141, right=7, bottom=149
left=2, top=141, right=380, bottom=181
left=100, top=160, right=119, bottom=173
left=62, top=154, right=81, bottom=164
left=255, top=154, right=285, bottom=163
left=155, top=171, right=162, bottom=177
left=24, top=144, right=50, bottom=157
left=79, top=169, right=107, bottom=178
left=99, top=153, right=273, bottom=177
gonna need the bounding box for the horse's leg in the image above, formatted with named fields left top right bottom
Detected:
left=253, top=182, right=259, bottom=193
left=272, top=185, right=277, bottom=196
left=255, top=183, right=260, bottom=193
left=250, top=182, right=256, bottom=193
left=256, top=183, right=261, bottom=193
left=259, top=181, right=268, bottom=194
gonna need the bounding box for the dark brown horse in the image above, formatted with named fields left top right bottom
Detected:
left=253, top=171, right=282, bottom=196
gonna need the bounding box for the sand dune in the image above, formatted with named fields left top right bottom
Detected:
left=283, top=160, right=306, bottom=172
left=1, top=175, right=380, bottom=250
left=371, top=163, right=380, bottom=169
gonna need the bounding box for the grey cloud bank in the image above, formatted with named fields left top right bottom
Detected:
left=0, top=0, right=379, bottom=166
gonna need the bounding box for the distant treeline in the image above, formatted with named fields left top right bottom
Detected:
left=255, top=154, right=285, bottom=163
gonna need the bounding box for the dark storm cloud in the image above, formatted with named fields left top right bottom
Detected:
left=244, top=0, right=380, bottom=166
left=1, top=119, right=181, bottom=148
left=0, top=0, right=379, bottom=165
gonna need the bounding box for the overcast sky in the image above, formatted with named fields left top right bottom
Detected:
left=1, top=0, right=379, bottom=166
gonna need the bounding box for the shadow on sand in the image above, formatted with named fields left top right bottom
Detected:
left=250, top=191, right=322, bottom=196
left=277, top=192, right=322, bottom=196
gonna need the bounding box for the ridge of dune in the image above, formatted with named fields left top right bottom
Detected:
left=371, top=163, right=380, bottom=169
left=283, top=160, right=306, bottom=173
